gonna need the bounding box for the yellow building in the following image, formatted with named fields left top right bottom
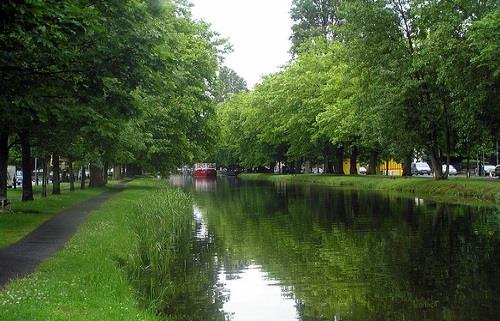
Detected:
left=377, top=160, right=403, bottom=176
left=342, top=160, right=359, bottom=175
left=333, top=159, right=402, bottom=176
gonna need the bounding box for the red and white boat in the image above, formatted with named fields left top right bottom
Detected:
left=192, top=163, right=217, bottom=178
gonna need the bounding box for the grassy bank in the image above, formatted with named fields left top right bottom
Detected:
left=0, top=179, right=165, bottom=321
left=241, top=174, right=500, bottom=206
left=0, top=183, right=111, bottom=247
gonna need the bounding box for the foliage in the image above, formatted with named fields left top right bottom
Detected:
left=214, top=66, right=248, bottom=103
left=1, top=0, right=222, bottom=200
left=213, top=0, right=500, bottom=179
left=290, top=0, right=343, bottom=54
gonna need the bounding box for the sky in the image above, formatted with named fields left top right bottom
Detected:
left=190, top=0, right=293, bottom=88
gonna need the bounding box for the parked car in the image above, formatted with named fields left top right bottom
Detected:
left=15, top=174, right=23, bottom=185
left=495, top=165, right=500, bottom=177
left=412, top=162, right=432, bottom=175
left=484, top=165, right=496, bottom=176
left=359, top=166, right=367, bottom=175
left=441, top=164, right=457, bottom=176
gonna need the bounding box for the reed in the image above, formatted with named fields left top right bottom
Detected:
left=126, top=186, right=194, bottom=316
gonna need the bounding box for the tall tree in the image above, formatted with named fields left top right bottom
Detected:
left=290, top=0, right=342, bottom=54
left=214, top=66, right=248, bottom=102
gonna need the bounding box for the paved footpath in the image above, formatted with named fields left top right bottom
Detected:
left=0, top=183, right=127, bottom=287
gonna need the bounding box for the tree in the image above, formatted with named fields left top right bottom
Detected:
left=290, top=0, right=343, bottom=54
left=214, top=66, right=248, bottom=103
left=0, top=0, right=93, bottom=200
left=1, top=0, right=222, bottom=199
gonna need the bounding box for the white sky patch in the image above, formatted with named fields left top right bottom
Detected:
left=190, top=0, right=293, bottom=88
left=220, top=265, right=299, bottom=321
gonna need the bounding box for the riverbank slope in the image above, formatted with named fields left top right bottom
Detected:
left=240, top=174, right=500, bottom=206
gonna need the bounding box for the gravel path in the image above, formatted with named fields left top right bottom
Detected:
left=0, top=183, right=127, bottom=287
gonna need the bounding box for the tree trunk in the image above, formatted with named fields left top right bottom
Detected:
left=125, top=164, right=142, bottom=177
left=350, top=145, right=358, bottom=175
left=334, top=146, right=344, bottom=175
left=20, top=131, right=33, bottom=201
left=68, top=158, right=75, bottom=192
left=80, top=166, right=86, bottom=190
left=385, top=160, right=389, bottom=176
left=42, top=157, right=47, bottom=198
left=52, top=153, right=61, bottom=195
left=327, top=159, right=334, bottom=174
left=443, top=159, right=450, bottom=179
left=0, top=132, right=8, bottom=201
left=402, top=152, right=413, bottom=176
left=323, top=155, right=329, bottom=174
left=113, top=164, right=122, bottom=180
left=303, top=161, right=311, bottom=174
left=103, top=161, right=109, bottom=184
left=89, top=163, right=105, bottom=187
left=368, top=150, right=378, bottom=175
left=430, top=144, right=443, bottom=180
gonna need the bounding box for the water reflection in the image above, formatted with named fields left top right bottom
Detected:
left=221, top=265, right=298, bottom=321
left=169, top=176, right=500, bottom=321
left=193, top=177, right=218, bottom=192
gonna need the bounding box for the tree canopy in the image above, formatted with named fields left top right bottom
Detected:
left=1, top=0, right=224, bottom=200
left=214, top=0, right=499, bottom=178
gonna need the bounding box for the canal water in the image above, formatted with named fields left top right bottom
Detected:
left=169, top=176, right=500, bottom=321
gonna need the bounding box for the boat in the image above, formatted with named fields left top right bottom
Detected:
left=192, top=163, right=217, bottom=178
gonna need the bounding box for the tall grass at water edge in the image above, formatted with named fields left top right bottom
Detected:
left=126, top=187, right=196, bottom=317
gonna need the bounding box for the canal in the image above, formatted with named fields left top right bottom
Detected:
left=169, top=176, right=500, bottom=321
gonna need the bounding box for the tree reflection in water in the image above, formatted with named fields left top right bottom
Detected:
left=174, top=177, right=500, bottom=321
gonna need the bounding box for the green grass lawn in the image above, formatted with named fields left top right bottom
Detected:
left=0, top=181, right=116, bottom=248
left=0, top=178, right=161, bottom=321
left=241, top=174, right=500, bottom=206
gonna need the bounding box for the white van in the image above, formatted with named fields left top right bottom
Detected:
left=441, top=164, right=458, bottom=175
left=411, top=162, right=432, bottom=175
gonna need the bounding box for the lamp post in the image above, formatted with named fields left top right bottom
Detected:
left=34, top=157, right=38, bottom=186
left=482, top=151, right=485, bottom=176
left=497, top=140, right=499, bottom=165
